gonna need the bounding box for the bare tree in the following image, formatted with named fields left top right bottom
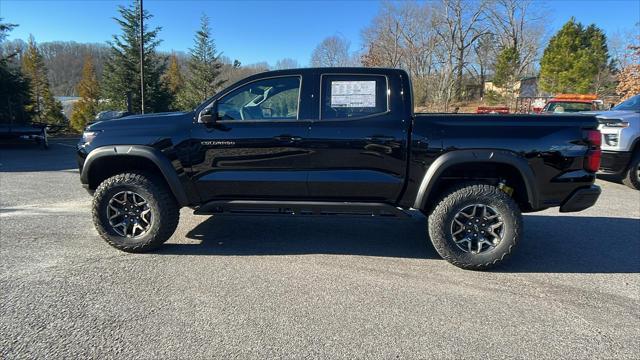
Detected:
left=434, top=0, right=489, bottom=101
left=486, top=0, right=545, bottom=77
left=361, top=1, right=442, bottom=107
left=274, top=58, right=300, bottom=70
left=357, top=0, right=553, bottom=110
left=361, top=2, right=405, bottom=68
left=609, top=25, right=640, bottom=70
left=471, top=33, right=496, bottom=98
left=219, top=60, right=269, bottom=85
left=310, top=35, right=352, bottom=67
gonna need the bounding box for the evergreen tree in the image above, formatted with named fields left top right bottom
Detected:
left=493, top=47, right=520, bottom=89
left=539, top=18, right=610, bottom=94
left=101, top=1, right=170, bottom=114
left=182, top=14, right=225, bottom=109
left=162, top=53, right=184, bottom=110
left=0, top=19, right=31, bottom=124
left=585, top=25, right=616, bottom=95
left=492, top=46, right=520, bottom=102
left=0, top=63, right=31, bottom=124
left=0, top=19, right=17, bottom=44
left=21, top=35, right=64, bottom=124
left=70, top=55, right=100, bottom=132
left=42, top=88, right=65, bottom=124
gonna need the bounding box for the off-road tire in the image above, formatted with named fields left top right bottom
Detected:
left=92, top=172, right=179, bottom=252
left=427, top=183, right=522, bottom=270
left=622, top=153, right=640, bottom=190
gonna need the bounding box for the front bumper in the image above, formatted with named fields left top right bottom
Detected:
left=77, top=146, right=93, bottom=196
left=598, top=151, right=631, bottom=175
left=559, top=185, right=601, bottom=212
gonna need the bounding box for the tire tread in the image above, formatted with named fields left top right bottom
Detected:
left=427, top=183, right=522, bottom=270
left=92, top=171, right=179, bottom=252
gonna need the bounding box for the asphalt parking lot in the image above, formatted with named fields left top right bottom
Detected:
left=1, top=138, right=639, bottom=359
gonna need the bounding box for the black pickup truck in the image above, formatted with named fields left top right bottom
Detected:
left=77, top=68, right=602, bottom=270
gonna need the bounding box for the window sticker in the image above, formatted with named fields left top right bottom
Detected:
left=330, top=81, right=376, bottom=108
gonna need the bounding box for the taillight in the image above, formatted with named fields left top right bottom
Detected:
left=584, top=129, right=602, bottom=172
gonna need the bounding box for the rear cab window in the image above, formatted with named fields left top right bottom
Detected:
left=543, top=101, right=594, bottom=113
left=321, top=75, right=388, bottom=120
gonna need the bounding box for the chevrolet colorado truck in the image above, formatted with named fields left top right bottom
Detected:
left=77, top=68, right=602, bottom=270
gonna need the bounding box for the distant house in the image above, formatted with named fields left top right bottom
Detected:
left=518, top=77, right=539, bottom=97
left=484, top=76, right=540, bottom=98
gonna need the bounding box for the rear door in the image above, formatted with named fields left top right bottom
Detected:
left=306, top=73, right=409, bottom=202
left=189, top=74, right=312, bottom=201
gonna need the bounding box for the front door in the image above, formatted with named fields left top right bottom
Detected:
left=189, top=75, right=311, bottom=202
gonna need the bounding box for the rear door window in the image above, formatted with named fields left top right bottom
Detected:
left=321, top=75, right=388, bottom=120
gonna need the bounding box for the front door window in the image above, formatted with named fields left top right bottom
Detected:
left=216, top=76, right=301, bottom=121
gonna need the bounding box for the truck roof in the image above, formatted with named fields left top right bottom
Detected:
left=549, top=94, right=599, bottom=103
left=239, top=67, right=409, bottom=81
left=548, top=99, right=594, bottom=104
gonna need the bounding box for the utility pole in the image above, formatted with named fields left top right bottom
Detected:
left=139, top=0, right=145, bottom=114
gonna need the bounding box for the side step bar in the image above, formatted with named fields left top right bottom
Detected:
left=194, top=200, right=411, bottom=217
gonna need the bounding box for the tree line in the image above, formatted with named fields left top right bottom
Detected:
left=0, top=2, right=278, bottom=131
left=310, top=0, right=639, bottom=110
left=70, top=3, right=275, bottom=131
left=1, top=25, right=66, bottom=126
left=2, top=0, right=639, bottom=130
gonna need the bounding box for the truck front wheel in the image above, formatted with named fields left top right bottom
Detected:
left=92, top=172, right=179, bottom=252
left=427, top=183, right=522, bottom=270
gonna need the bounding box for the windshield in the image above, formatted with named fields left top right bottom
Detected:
left=543, top=101, right=593, bottom=113
left=612, top=95, right=640, bottom=111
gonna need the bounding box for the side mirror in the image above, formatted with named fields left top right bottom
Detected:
left=198, top=102, right=217, bottom=124
left=199, top=113, right=215, bottom=124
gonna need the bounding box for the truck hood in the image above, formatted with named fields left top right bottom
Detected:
left=87, top=111, right=193, bottom=131
left=582, top=110, right=639, bottom=120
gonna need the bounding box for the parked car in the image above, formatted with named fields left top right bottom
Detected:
left=0, top=122, right=51, bottom=149
left=77, top=68, right=602, bottom=270
left=584, top=94, right=640, bottom=190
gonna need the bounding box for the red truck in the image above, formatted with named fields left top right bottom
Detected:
left=541, top=94, right=603, bottom=114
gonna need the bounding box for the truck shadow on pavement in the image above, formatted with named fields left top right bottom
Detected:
left=172, top=215, right=436, bottom=259
left=159, top=214, right=639, bottom=273
left=596, top=173, right=626, bottom=186
left=499, top=215, right=639, bottom=273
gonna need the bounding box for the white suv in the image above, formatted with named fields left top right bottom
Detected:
left=587, top=95, right=640, bottom=190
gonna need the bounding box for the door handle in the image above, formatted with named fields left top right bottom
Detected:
left=273, top=135, right=303, bottom=142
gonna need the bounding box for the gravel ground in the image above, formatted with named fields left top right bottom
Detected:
left=1, top=139, right=639, bottom=359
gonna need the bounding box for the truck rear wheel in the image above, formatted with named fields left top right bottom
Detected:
left=427, top=183, right=522, bottom=270
left=622, top=153, right=640, bottom=190
left=92, top=172, right=179, bottom=252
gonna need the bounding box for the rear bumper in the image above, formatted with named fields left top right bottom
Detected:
left=559, top=185, right=601, bottom=213
left=599, top=151, right=631, bottom=175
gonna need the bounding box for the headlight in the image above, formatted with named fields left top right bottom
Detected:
left=81, top=130, right=101, bottom=145
left=602, top=120, right=629, bottom=128
left=603, top=134, right=619, bottom=146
